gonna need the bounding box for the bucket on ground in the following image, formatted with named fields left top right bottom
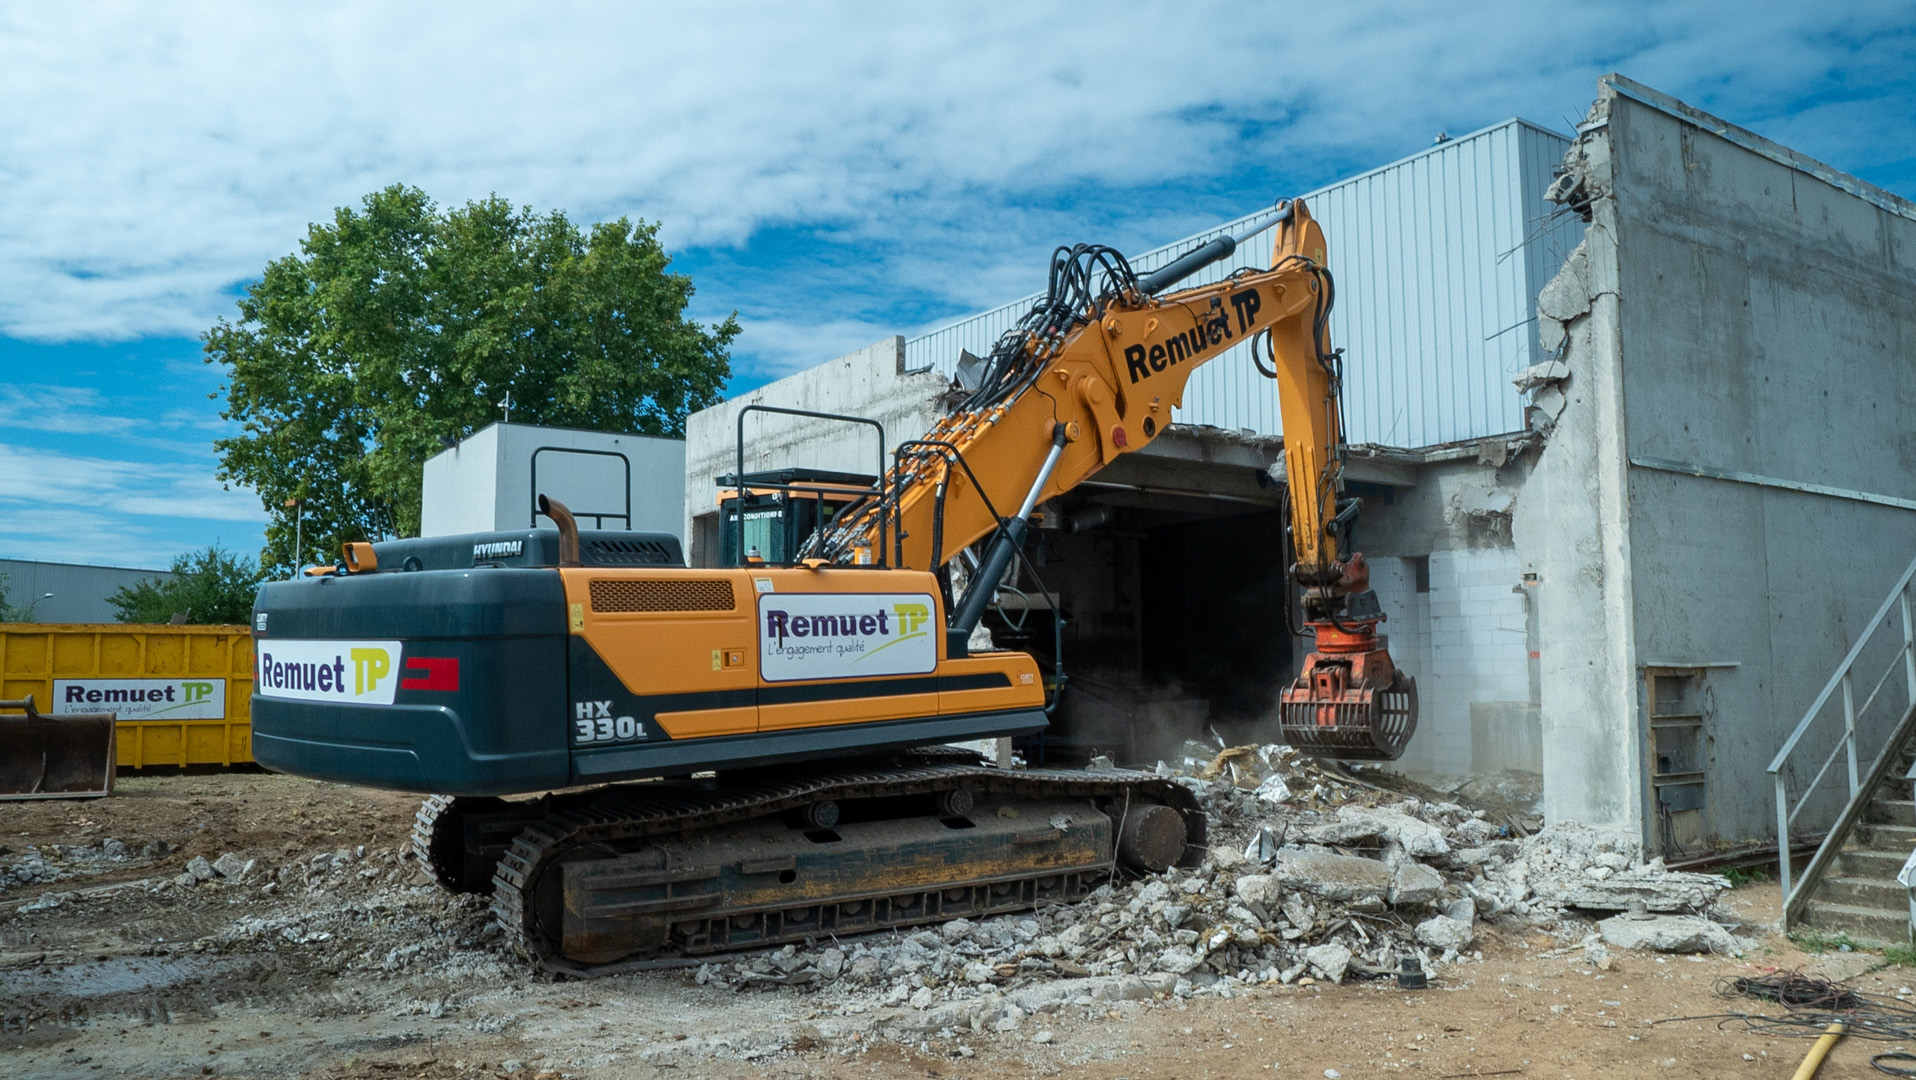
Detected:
left=0, top=695, right=116, bottom=800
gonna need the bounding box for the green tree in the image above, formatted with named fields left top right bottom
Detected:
left=107, top=547, right=266, bottom=625
left=0, top=573, right=21, bottom=622
left=207, top=185, right=739, bottom=569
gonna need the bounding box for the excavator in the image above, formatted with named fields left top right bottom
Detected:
left=248, top=198, right=1415, bottom=976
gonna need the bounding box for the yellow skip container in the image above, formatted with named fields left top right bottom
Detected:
left=0, top=624, right=255, bottom=769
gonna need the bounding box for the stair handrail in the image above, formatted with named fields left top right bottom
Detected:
left=1769, top=550, right=1916, bottom=925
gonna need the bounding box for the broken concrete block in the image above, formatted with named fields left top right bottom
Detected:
left=1156, top=945, right=1201, bottom=975
left=1529, top=871, right=1728, bottom=912
left=1268, top=847, right=1393, bottom=905
left=1414, top=915, right=1475, bottom=951
left=1536, top=247, right=1592, bottom=325
left=185, top=856, right=216, bottom=881
left=1389, top=861, right=1446, bottom=907
left=1444, top=897, right=1477, bottom=925
left=1512, top=359, right=1571, bottom=392
left=1234, top=874, right=1279, bottom=906
left=212, top=852, right=247, bottom=880
left=1598, top=914, right=1734, bottom=953
left=1304, top=943, right=1351, bottom=983
left=1281, top=892, right=1315, bottom=931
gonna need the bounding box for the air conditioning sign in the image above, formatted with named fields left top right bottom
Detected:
left=53, top=679, right=226, bottom=720
left=256, top=639, right=403, bottom=705
left=759, top=593, right=936, bottom=682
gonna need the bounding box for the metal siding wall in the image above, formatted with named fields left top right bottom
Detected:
left=902, top=119, right=1579, bottom=448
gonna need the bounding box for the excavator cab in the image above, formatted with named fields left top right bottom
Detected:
left=715, top=469, right=875, bottom=566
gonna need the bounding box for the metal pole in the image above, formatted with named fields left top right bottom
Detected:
left=1844, top=671, right=1860, bottom=798
left=1776, top=771, right=1793, bottom=905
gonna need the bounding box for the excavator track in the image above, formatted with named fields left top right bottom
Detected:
left=413, top=793, right=548, bottom=894
left=485, top=755, right=1205, bottom=977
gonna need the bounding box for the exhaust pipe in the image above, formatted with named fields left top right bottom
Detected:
left=538, top=494, right=582, bottom=568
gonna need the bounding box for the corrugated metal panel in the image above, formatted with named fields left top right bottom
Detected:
left=903, top=118, right=1586, bottom=448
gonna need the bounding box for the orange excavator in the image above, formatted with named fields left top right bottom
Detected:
left=247, top=197, right=1414, bottom=975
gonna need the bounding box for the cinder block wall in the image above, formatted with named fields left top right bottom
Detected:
left=1370, top=547, right=1538, bottom=779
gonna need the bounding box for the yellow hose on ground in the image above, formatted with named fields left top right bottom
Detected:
left=1789, top=1020, right=1846, bottom=1080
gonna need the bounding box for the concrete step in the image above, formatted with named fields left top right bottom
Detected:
left=1815, top=874, right=1908, bottom=909
left=1864, top=798, right=1916, bottom=825
left=1856, top=821, right=1916, bottom=851
left=1800, top=900, right=1910, bottom=946
left=1835, top=848, right=1910, bottom=879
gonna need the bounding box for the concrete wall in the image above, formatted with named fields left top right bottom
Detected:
left=1520, top=76, right=1916, bottom=848
left=0, top=558, right=175, bottom=623
left=1607, top=80, right=1916, bottom=848
left=682, top=337, right=950, bottom=563
left=422, top=422, right=686, bottom=540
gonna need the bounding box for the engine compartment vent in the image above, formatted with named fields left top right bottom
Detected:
left=584, top=537, right=680, bottom=566
left=589, top=579, right=736, bottom=613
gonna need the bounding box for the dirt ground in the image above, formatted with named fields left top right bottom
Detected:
left=3, top=771, right=1913, bottom=1079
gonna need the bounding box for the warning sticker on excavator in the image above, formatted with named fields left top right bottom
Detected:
left=758, top=593, right=937, bottom=682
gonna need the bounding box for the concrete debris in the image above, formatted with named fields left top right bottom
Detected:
left=0, top=838, right=156, bottom=893
left=673, top=744, right=1738, bottom=1007
left=1513, top=359, right=1571, bottom=393
left=1414, top=915, right=1474, bottom=951
left=1597, top=913, right=1737, bottom=954
left=1510, top=823, right=1730, bottom=913
left=1265, top=847, right=1394, bottom=905
left=0, top=745, right=1743, bottom=1058
left=1304, top=943, right=1351, bottom=984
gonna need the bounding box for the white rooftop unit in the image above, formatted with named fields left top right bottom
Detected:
left=420, top=422, right=687, bottom=540
left=904, top=118, right=1586, bottom=448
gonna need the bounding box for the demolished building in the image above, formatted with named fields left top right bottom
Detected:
left=683, top=75, right=1916, bottom=861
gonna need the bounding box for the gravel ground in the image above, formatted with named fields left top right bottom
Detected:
left=0, top=768, right=1899, bottom=1079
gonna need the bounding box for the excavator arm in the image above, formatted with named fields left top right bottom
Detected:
left=805, top=198, right=1417, bottom=760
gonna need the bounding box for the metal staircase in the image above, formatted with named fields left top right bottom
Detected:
left=1769, top=553, right=1916, bottom=943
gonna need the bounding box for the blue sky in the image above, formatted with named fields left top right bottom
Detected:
left=1, top=2, right=1912, bottom=568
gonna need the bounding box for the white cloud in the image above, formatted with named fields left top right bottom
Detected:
left=1, top=1, right=1909, bottom=346
left=0, top=443, right=264, bottom=523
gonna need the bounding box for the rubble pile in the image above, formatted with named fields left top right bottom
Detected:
left=0, top=837, right=160, bottom=893
left=181, top=845, right=507, bottom=975
left=691, top=744, right=1741, bottom=1006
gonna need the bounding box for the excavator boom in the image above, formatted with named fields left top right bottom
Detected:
left=808, top=198, right=1417, bottom=760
